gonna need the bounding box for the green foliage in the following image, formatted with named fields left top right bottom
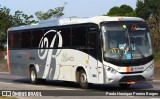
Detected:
left=0, top=6, right=12, bottom=32
left=120, top=5, right=134, bottom=15
left=0, top=6, right=12, bottom=50
left=125, top=11, right=137, bottom=17
left=105, top=0, right=160, bottom=53
left=107, top=6, right=122, bottom=16
left=106, top=4, right=134, bottom=16
left=136, top=0, right=160, bottom=52
left=12, top=10, right=37, bottom=26
left=136, top=0, right=151, bottom=20
left=0, top=4, right=66, bottom=50
left=136, top=0, right=160, bottom=19
left=154, top=52, right=160, bottom=61
left=0, top=5, right=37, bottom=50
left=35, top=3, right=66, bottom=20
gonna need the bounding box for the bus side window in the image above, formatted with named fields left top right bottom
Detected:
left=72, top=26, right=87, bottom=47
left=32, top=30, right=44, bottom=48
left=44, top=29, right=58, bottom=48
left=9, top=32, right=21, bottom=49
left=88, top=32, right=97, bottom=58
left=21, top=31, right=31, bottom=48
left=58, top=28, right=71, bottom=47
left=8, top=33, right=14, bottom=49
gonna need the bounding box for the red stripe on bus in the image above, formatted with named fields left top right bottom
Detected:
left=7, top=48, right=11, bottom=74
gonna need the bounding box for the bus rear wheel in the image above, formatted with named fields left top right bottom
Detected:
left=30, top=67, right=38, bottom=84
left=79, top=70, right=90, bottom=89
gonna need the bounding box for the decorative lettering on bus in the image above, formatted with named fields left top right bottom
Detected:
left=61, top=53, right=74, bottom=62
left=38, top=30, right=63, bottom=79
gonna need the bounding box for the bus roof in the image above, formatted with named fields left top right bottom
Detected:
left=8, top=16, right=144, bottom=31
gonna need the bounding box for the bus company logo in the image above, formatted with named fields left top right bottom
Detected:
left=61, top=53, right=74, bottom=62
left=130, top=67, right=134, bottom=71
left=38, top=30, right=62, bottom=60
left=131, top=24, right=146, bottom=31
left=38, top=30, right=63, bottom=79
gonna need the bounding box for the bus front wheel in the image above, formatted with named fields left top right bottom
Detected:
left=79, top=70, right=90, bottom=89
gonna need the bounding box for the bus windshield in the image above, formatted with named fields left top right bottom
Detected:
left=102, top=22, right=153, bottom=60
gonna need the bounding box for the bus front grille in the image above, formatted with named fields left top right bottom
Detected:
left=119, top=75, right=145, bottom=82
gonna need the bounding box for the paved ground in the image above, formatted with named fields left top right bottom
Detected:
left=0, top=72, right=159, bottom=99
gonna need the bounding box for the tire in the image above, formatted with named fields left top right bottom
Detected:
left=30, top=67, right=38, bottom=84
left=79, top=70, right=90, bottom=89
left=119, top=83, right=131, bottom=89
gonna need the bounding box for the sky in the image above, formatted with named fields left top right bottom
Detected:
left=0, top=0, right=137, bottom=20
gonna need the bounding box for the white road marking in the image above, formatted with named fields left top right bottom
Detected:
left=151, top=80, right=160, bottom=83
left=153, top=80, right=160, bottom=82
left=0, top=81, right=46, bottom=88
left=24, top=84, right=46, bottom=88
left=0, top=81, right=79, bottom=90
left=53, top=87, right=79, bottom=90
left=0, top=82, right=12, bottom=84
left=0, top=72, right=9, bottom=74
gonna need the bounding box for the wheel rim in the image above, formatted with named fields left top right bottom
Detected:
left=31, top=70, right=36, bottom=81
left=80, top=73, right=87, bottom=84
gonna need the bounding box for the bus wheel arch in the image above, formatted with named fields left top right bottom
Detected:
left=76, top=67, right=84, bottom=82
left=76, top=67, right=90, bottom=89
left=29, top=64, right=46, bottom=84
left=29, top=65, right=38, bottom=84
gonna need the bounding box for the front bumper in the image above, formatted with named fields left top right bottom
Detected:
left=105, top=65, right=154, bottom=84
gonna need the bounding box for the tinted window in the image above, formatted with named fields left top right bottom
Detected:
left=9, top=32, right=21, bottom=49
left=72, top=26, right=87, bottom=46
left=32, top=30, right=44, bottom=48
left=57, top=28, right=71, bottom=47
left=43, top=29, right=58, bottom=48
left=21, top=31, right=31, bottom=48
left=8, top=33, right=14, bottom=49
left=88, top=32, right=97, bottom=58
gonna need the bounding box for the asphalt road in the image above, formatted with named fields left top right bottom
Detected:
left=0, top=72, right=160, bottom=99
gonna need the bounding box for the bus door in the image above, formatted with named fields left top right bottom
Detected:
left=88, top=32, right=99, bottom=83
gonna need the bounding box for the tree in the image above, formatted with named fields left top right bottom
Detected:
left=0, top=6, right=12, bottom=50
left=107, top=6, right=122, bottom=16
left=35, top=3, right=66, bottom=20
left=0, top=5, right=37, bottom=50
left=12, top=10, right=37, bottom=26
left=136, top=0, right=160, bottom=51
left=120, top=5, right=134, bottom=15
left=106, top=4, right=134, bottom=16
left=136, top=0, right=151, bottom=20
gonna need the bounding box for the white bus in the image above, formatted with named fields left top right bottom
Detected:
left=7, top=16, right=154, bottom=89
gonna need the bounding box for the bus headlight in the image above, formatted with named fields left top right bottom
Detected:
left=146, top=64, right=154, bottom=72
left=104, top=65, right=117, bottom=74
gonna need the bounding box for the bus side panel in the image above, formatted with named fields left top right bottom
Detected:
left=10, top=50, right=30, bottom=77
left=9, top=49, right=47, bottom=78
left=56, top=49, right=89, bottom=82
left=9, top=48, right=90, bottom=82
